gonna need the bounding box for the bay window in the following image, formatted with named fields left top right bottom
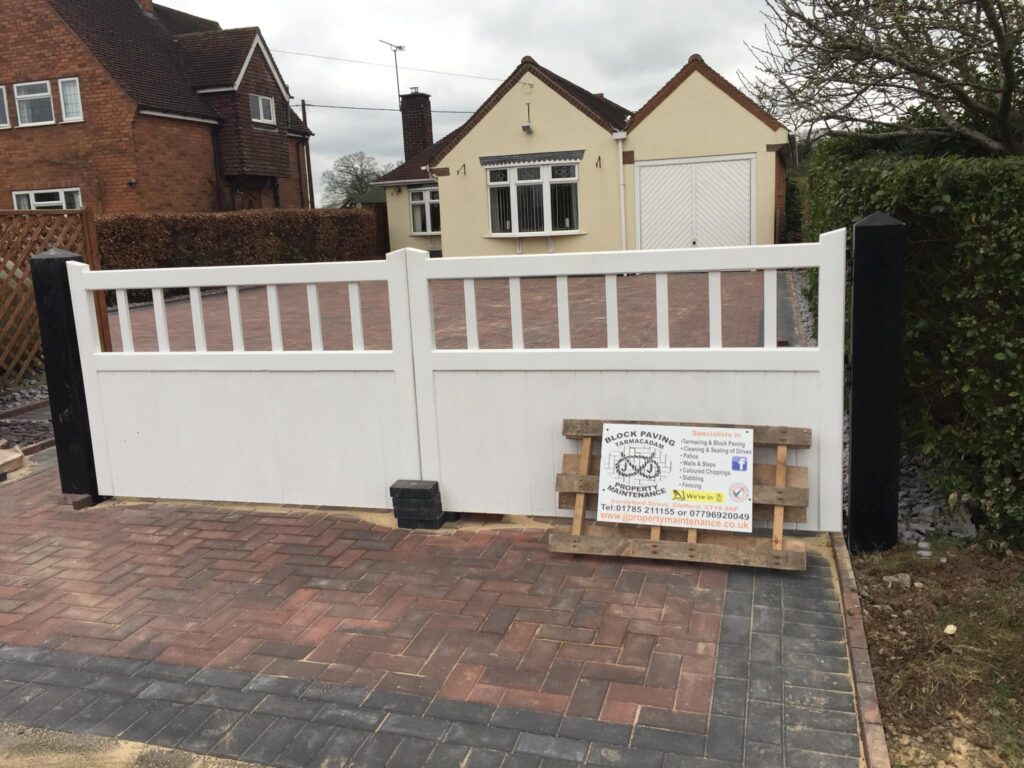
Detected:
left=410, top=187, right=440, bottom=234
left=486, top=162, right=580, bottom=236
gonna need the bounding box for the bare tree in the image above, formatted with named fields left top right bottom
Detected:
left=743, top=0, right=1024, bottom=154
left=321, top=152, right=395, bottom=208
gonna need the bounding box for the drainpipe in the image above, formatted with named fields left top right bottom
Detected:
left=612, top=131, right=627, bottom=250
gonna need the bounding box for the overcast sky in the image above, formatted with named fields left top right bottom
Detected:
left=161, top=0, right=771, bottom=202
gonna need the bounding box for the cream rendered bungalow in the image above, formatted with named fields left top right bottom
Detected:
left=375, top=54, right=789, bottom=257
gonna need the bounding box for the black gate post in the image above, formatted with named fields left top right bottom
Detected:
left=847, top=212, right=905, bottom=552
left=30, top=249, right=99, bottom=499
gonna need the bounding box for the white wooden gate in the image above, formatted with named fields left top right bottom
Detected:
left=68, top=229, right=846, bottom=530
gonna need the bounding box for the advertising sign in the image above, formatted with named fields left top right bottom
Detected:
left=596, top=423, right=754, bottom=532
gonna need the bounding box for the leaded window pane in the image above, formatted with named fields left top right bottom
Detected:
left=61, top=79, right=82, bottom=120
left=517, top=166, right=541, bottom=181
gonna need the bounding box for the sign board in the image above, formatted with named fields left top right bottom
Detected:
left=596, top=423, right=754, bottom=532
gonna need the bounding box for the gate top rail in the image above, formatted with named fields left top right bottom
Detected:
left=72, top=258, right=392, bottom=291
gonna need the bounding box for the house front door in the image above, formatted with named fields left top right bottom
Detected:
left=239, top=187, right=262, bottom=209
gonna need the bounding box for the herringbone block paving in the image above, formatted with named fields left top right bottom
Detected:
left=0, top=458, right=725, bottom=727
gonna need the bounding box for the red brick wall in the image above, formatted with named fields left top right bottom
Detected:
left=0, top=0, right=224, bottom=214
left=0, top=0, right=140, bottom=213
left=133, top=115, right=219, bottom=212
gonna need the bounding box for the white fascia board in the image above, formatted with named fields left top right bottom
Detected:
left=139, top=109, right=219, bottom=125
left=234, top=34, right=291, bottom=100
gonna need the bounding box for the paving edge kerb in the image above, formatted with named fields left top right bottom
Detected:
left=831, top=532, right=892, bottom=768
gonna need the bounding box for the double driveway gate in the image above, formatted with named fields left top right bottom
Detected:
left=68, top=230, right=846, bottom=532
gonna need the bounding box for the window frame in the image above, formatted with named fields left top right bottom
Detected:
left=0, top=87, right=9, bottom=129
left=485, top=162, right=581, bottom=237
left=249, top=94, right=276, bottom=126
left=58, top=77, right=84, bottom=123
left=409, top=186, right=441, bottom=235
left=14, top=80, right=56, bottom=127
left=12, top=187, right=83, bottom=211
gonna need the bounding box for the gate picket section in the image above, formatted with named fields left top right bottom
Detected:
left=404, top=229, right=846, bottom=532
left=67, top=253, right=421, bottom=509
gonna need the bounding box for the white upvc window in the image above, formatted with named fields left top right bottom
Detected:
left=14, top=81, right=55, bottom=126
left=58, top=77, right=83, bottom=122
left=0, top=87, right=9, bottom=129
left=249, top=94, right=275, bottom=125
left=487, top=163, right=580, bottom=236
left=12, top=187, right=82, bottom=210
left=410, top=187, right=440, bottom=234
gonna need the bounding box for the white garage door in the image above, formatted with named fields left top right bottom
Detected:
left=637, top=155, right=753, bottom=249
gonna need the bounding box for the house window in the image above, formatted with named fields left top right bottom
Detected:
left=249, top=94, right=275, bottom=125
left=58, top=77, right=83, bottom=122
left=12, top=188, right=82, bottom=210
left=0, top=87, right=9, bottom=129
left=410, top=187, right=440, bottom=234
left=486, top=163, right=579, bottom=236
left=14, top=81, right=55, bottom=126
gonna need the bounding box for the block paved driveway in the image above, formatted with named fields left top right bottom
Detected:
left=105, top=271, right=805, bottom=353
left=0, top=452, right=863, bottom=767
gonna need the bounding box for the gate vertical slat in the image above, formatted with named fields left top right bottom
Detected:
left=556, top=275, right=570, bottom=349
left=266, top=285, right=283, bottom=352
left=763, top=268, right=778, bottom=348
left=152, top=289, right=169, bottom=352
left=509, top=277, right=524, bottom=349
left=115, top=290, right=133, bottom=353
left=655, top=273, right=669, bottom=348
left=464, top=279, right=478, bottom=350
left=227, top=287, right=243, bottom=351
left=306, top=284, right=323, bottom=352
left=189, top=288, right=207, bottom=352
left=348, top=283, right=364, bottom=351
left=604, top=275, right=619, bottom=349
left=708, top=271, right=723, bottom=347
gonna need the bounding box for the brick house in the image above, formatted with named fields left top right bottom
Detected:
left=0, top=0, right=314, bottom=214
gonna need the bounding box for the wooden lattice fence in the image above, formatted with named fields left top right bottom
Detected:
left=0, top=209, right=105, bottom=388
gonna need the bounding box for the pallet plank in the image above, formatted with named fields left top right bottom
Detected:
left=548, top=531, right=806, bottom=570
left=563, top=418, right=811, bottom=448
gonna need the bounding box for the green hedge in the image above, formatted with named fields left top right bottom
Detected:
left=96, top=208, right=379, bottom=271
left=806, top=145, right=1024, bottom=541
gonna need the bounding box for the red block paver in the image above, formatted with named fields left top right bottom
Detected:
left=0, top=459, right=726, bottom=723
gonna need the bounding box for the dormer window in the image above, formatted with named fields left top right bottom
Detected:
left=249, top=94, right=275, bottom=125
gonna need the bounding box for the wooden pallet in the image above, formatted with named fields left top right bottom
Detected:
left=548, top=419, right=811, bottom=571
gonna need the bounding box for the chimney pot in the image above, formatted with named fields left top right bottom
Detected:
left=400, top=90, right=433, bottom=162
left=137, top=0, right=154, bottom=13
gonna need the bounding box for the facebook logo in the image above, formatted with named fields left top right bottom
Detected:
left=731, top=456, right=748, bottom=472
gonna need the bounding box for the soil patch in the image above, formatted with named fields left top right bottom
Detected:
left=854, top=541, right=1023, bottom=768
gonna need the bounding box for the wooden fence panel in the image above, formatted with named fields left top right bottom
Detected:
left=0, top=209, right=105, bottom=388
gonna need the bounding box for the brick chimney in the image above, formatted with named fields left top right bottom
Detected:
left=137, top=0, right=154, bottom=13
left=400, top=89, right=433, bottom=162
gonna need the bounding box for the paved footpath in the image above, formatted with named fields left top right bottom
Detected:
left=0, top=450, right=863, bottom=767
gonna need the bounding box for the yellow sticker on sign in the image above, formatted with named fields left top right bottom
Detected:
left=672, top=489, right=725, bottom=503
